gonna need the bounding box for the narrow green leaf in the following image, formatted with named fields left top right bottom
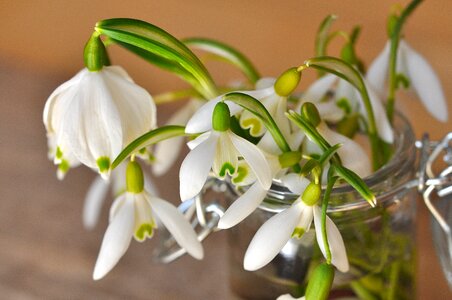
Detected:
left=304, top=56, right=364, bottom=91
left=184, top=37, right=261, bottom=84
left=112, top=125, right=188, bottom=169
left=113, top=40, right=202, bottom=92
left=333, top=165, right=376, bottom=206
left=315, top=14, right=337, bottom=58
left=223, top=92, right=291, bottom=153
left=95, top=18, right=218, bottom=99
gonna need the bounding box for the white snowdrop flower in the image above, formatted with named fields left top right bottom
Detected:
left=299, top=74, right=393, bottom=143
left=93, top=161, right=202, bottom=280
left=244, top=174, right=348, bottom=273
left=180, top=102, right=272, bottom=203
left=83, top=162, right=158, bottom=230
left=43, top=66, right=157, bottom=179
left=367, top=40, right=448, bottom=122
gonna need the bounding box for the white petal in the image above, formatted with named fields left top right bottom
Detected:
left=152, top=136, right=186, bottom=176
left=362, top=83, right=394, bottom=143
left=301, top=74, right=337, bottom=104
left=179, top=132, right=218, bottom=201
left=335, top=79, right=360, bottom=110
left=277, top=294, right=305, bottom=300
left=212, top=133, right=239, bottom=177
left=149, top=195, right=204, bottom=259
left=317, top=123, right=371, bottom=177
left=244, top=204, right=302, bottom=271
left=43, top=69, right=86, bottom=133
left=63, top=72, right=123, bottom=169
left=281, top=173, right=311, bottom=195
left=185, top=97, right=240, bottom=133
left=255, top=77, right=276, bottom=90
left=103, top=66, right=156, bottom=144
left=218, top=182, right=268, bottom=229
left=83, top=176, right=110, bottom=230
left=313, top=206, right=349, bottom=273
left=401, top=41, right=448, bottom=122
left=93, top=195, right=134, bottom=280
left=316, top=101, right=345, bottom=123
left=257, top=131, right=281, bottom=155
left=366, top=41, right=391, bottom=98
left=186, top=131, right=211, bottom=150
left=229, top=132, right=272, bottom=189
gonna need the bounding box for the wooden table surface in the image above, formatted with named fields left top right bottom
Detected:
left=1, top=0, right=452, bottom=299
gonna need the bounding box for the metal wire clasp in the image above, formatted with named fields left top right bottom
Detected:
left=418, top=132, right=452, bottom=247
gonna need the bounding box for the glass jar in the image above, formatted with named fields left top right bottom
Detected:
left=225, top=113, right=418, bottom=300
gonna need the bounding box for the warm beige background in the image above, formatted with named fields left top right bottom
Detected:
left=1, top=0, right=451, bottom=299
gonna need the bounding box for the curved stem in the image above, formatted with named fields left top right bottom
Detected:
left=386, top=0, right=423, bottom=122
left=321, top=174, right=337, bottom=264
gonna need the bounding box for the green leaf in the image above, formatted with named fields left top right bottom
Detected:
left=184, top=37, right=260, bottom=84
left=333, top=165, right=376, bottom=207
left=223, top=92, right=291, bottom=153
left=299, top=144, right=340, bottom=176
left=315, top=15, right=337, bottom=58
left=95, top=18, right=218, bottom=99
left=286, top=110, right=332, bottom=154
left=304, top=56, right=364, bottom=91
left=111, top=125, right=189, bottom=169
left=113, top=40, right=202, bottom=93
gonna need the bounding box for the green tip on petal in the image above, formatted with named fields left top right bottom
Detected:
left=126, top=161, right=144, bottom=193
left=274, top=67, right=301, bottom=97
left=96, top=156, right=111, bottom=174
left=279, top=151, right=301, bottom=168
left=302, top=182, right=321, bottom=206
left=134, top=223, right=154, bottom=242
left=232, top=165, right=249, bottom=185
left=55, top=146, right=63, bottom=160
left=292, top=227, right=306, bottom=239
left=301, top=102, right=321, bottom=127
left=305, top=263, right=335, bottom=300
left=212, top=102, right=231, bottom=132
left=84, top=32, right=109, bottom=72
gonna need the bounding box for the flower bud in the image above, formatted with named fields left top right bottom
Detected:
left=212, top=102, right=231, bottom=132
left=278, top=151, right=301, bottom=168
left=126, top=161, right=144, bottom=194
left=302, top=182, right=321, bottom=206
left=387, top=14, right=398, bottom=37
left=305, top=263, right=335, bottom=300
left=301, top=102, right=321, bottom=127
left=84, top=32, right=109, bottom=72
left=274, top=67, right=301, bottom=97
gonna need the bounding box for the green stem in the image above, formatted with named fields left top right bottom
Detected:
left=386, top=0, right=423, bottom=123
left=321, top=174, right=337, bottom=264
left=386, top=261, right=402, bottom=300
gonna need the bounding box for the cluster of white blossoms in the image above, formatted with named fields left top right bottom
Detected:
left=43, top=5, right=448, bottom=298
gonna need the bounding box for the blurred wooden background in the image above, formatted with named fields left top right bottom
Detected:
left=1, top=0, right=451, bottom=299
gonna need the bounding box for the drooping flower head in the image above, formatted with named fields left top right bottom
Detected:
left=367, top=40, right=448, bottom=122
left=43, top=34, right=156, bottom=179
left=93, top=161, right=203, bottom=280
left=244, top=174, right=348, bottom=273
left=180, top=101, right=272, bottom=202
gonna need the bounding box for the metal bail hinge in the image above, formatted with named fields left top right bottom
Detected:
left=417, top=132, right=452, bottom=250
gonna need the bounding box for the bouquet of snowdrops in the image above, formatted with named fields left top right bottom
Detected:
left=43, top=0, right=447, bottom=298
